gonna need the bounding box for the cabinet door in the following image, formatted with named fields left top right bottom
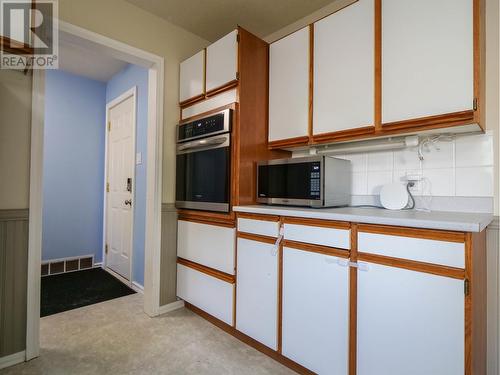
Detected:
left=236, top=238, right=278, bottom=350
left=313, top=0, right=374, bottom=135
left=382, top=0, right=474, bottom=123
left=179, top=50, right=205, bottom=102
left=268, top=27, right=310, bottom=143
left=282, top=247, right=349, bottom=374
left=206, top=29, right=238, bottom=92
left=357, top=262, right=464, bottom=375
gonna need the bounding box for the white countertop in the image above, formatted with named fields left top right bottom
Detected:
left=233, top=205, right=494, bottom=233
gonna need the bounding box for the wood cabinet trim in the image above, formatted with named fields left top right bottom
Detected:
left=237, top=212, right=281, bottom=222
left=381, top=110, right=476, bottom=131
left=357, top=223, right=466, bottom=243
left=349, top=223, right=358, bottom=375
left=374, top=0, right=382, bottom=131
left=472, top=0, right=484, bottom=130
left=268, top=136, right=310, bottom=149
left=237, top=231, right=277, bottom=244
left=206, top=79, right=239, bottom=98
left=179, top=94, right=206, bottom=108
left=283, top=216, right=351, bottom=230
left=185, top=302, right=315, bottom=374
left=357, top=252, right=465, bottom=280
left=311, top=126, right=375, bottom=144
left=283, top=240, right=349, bottom=259
left=0, top=36, right=34, bottom=55
left=308, top=24, right=314, bottom=140
left=177, top=257, right=235, bottom=284
left=179, top=103, right=237, bottom=123
left=178, top=212, right=235, bottom=228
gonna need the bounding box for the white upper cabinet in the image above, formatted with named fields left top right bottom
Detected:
left=313, top=0, right=374, bottom=135
left=179, top=50, right=205, bottom=102
left=268, top=27, right=310, bottom=143
left=206, top=29, right=238, bottom=92
left=382, top=0, right=474, bottom=123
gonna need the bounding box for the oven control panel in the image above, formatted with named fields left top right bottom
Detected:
left=177, top=109, right=232, bottom=142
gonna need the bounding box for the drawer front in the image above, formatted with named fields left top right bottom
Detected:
left=237, top=217, right=280, bottom=238
left=177, top=264, right=234, bottom=325
left=177, top=220, right=235, bottom=274
left=284, top=223, right=350, bottom=249
left=358, top=232, right=465, bottom=268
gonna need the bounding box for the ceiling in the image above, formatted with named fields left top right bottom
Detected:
left=58, top=39, right=128, bottom=82
left=124, top=0, right=336, bottom=42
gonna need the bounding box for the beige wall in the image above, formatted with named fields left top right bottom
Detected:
left=0, top=70, right=32, bottom=210
left=266, top=0, right=500, bottom=215
left=58, top=0, right=209, bottom=204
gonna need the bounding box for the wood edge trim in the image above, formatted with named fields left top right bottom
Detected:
left=236, top=212, right=281, bottom=222
left=464, top=232, right=473, bottom=374
left=374, top=0, right=382, bottom=131
left=283, top=240, right=349, bottom=259
left=308, top=24, right=314, bottom=141
left=206, top=80, right=239, bottom=98
left=349, top=223, right=358, bottom=375
left=357, top=223, right=466, bottom=243
left=179, top=93, right=205, bottom=108
left=311, top=126, right=375, bottom=143
left=177, top=257, right=235, bottom=284
left=180, top=102, right=237, bottom=124
left=283, top=216, right=351, bottom=229
left=277, top=241, right=283, bottom=354
left=237, top=231, right=277, bottom=244
left=268, top=136, right=310, bottom=149
left=357, top=252, right=465, bottom=279
left=0, top=36, right=34, bottom=55
left=381, top=110, right=475, bottom=130
left=178, top=216, right=235, bottom=228
left=184, top=302, right=315, bottom=375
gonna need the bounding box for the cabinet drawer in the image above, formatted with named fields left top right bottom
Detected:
left=177, top=220, right=235, bottom=274
left=358, top=232, right=465, bottom=268
left=237, top=217, right=280, bottom=238
left=284, top=223, right=350, bottom=249
left=177, top=264, right=234, bottom=325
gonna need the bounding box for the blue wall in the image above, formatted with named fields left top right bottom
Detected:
left=42, top=69, right=106, bottom=263
left=106, top=64, right=148, bottom=287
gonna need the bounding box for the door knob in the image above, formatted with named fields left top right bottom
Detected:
left=125, top=199, right=132, bottom=206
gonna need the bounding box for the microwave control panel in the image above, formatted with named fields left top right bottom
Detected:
left=310, top=162, right=321, bottom=198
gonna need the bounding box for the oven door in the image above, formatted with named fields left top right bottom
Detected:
left=176, top=133, right=231, bottom=212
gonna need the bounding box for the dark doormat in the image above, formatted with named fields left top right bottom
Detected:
left=41, top=268, right=136, bottom=317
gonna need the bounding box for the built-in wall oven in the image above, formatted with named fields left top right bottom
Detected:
left=175, top=108, right=233, bottom=213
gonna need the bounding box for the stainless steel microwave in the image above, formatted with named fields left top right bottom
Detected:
left=257, top=156, right=351, bottom=208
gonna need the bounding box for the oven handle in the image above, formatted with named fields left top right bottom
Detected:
left=177, top=136, right=228, bottom=152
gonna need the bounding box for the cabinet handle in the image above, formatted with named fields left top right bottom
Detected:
left=328, top=258, right=369, bottom=271
left=271, top=225, right=284, bottom=256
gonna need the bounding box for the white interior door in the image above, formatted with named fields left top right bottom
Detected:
left=106, top=93, right=135, bottom=281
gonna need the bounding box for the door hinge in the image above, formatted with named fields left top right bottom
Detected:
left=105, top=244, right=109, bottom=254
left=236, top=71, right=240, bottom=80
left=108, top=121, right=111, bottom=131
left=236, top=33, right=240, bottom=43
left=473, top=98, right=478, bottom=111
left=464, top=279, right=470, bottom=296
left=106, top=182, right=110, bottom=192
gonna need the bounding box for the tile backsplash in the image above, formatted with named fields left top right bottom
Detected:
left=294, top=132, right=495, bottom=198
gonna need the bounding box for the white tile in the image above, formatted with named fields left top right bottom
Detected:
left=420, top=140, right=454, bottom=169
left=367, top=151, right=393, bottom=171
left=340, top=153, right=367, bottom=172
left=351, top=172, right=368, bottom=195
left=455, top=166, right=494, bottom=197
left=367, top=171, right=393, bottom=195
left=455, top=133, right=494, bottom=167
left=422, top=168, right=455, bottom=197
left=393, top=147, right=422, bottom=170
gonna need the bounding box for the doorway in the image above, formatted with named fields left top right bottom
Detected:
left=26, top=20, right=165, bottom=360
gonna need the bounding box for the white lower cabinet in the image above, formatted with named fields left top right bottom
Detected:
left=357, top=262, right=464, bottom=375
left=282, top=247, right=349, bottom=374
left=236, top=238, right=278, bottom=350
left=177, top=264, right=234, bottom=325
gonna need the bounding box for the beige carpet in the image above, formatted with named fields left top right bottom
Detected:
left=1, top=294, right=293, bottom=375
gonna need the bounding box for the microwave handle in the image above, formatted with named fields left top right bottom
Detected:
left=177, top=136, right=227, bottom=151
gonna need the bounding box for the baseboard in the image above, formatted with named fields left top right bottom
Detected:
left=157, top=300, right=185, bottom=315
left=0, top=351, right=25, bottom=370
left=132, top=281, right=144, bottom=294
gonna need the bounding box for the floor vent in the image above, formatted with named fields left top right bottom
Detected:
left=42, top=255, right=95, bottom=276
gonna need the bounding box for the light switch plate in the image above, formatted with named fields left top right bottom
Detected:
left=136, top=152, right=142, bottom=165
